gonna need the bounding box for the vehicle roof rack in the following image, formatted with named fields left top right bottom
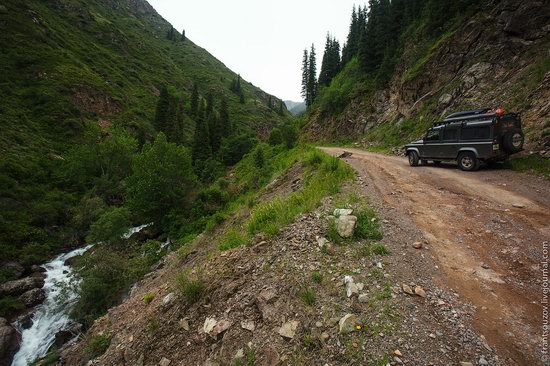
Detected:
left=432, top=108, right=496, bottom=127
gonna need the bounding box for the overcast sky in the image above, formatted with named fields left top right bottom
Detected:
left=148, top=0, right=363, bottom=101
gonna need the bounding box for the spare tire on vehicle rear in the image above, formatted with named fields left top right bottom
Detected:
left=502, top=129, right=524, bottom=153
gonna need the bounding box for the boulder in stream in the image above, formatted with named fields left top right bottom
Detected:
left=0, top=277, right=44, bottom=297
left=0, top=317, right=20, bottom=366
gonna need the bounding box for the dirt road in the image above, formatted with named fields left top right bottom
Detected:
left=322, top=147, right=550, bottom=366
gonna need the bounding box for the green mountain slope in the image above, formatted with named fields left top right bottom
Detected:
left=0, top=0, right=289, bottom=264
left=303, top=0, right=550, bottom=152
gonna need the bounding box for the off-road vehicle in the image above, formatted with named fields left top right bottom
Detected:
left=405, top=108, right=524, bottom=171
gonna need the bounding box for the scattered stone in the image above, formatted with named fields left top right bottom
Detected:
left=336, top=215, right=357, bottom=238
left=459, top=362, right=473, bottom=366
left=394, top=349, right=402, bottom=357
left=203, top=317, right=217, bottom=334
left=321, top=332, right=330, bottom=341
left=210, top=319, right=233, bottom=338
left=402, top=284, right=414, bottom=295
left=19, top=288, right=46, bottom=307
left=30, top=265, right=46, bottom=273
left=344, top=276, right=361, bottom=297
left=412, top=242, right=423, bottom=249
left=179, top=318, right=190, bottom=331
left=414, top=286, right=426, bottom=297
left=241, top=320, right=255, bottom=332
left=0, top=318, right=20, bottom=365
left=338, top=314, right=357, bottom=334
left=256, top=289, right=278, bottom=321
left=333, top=208, right=353, bottom=217
left=316, top=237, right=329, bottom=248
left=315, top=321, right=323, bottom=328
left=429, top=333, right=436, bottom=339
left=479, top=357, right=488, bottom=365
left=358, top=294, right=369, bottom=303
left=0, top=276, right=44, bottom=297
left=278, top=320, right=299, bottom=339
left=159, top=357, right=171, bottom=366
left=481, top=263, right=490, bottom=269
left=234, top=349, right=244, bottom=360
left=512, top=203, right=525, bottom=208
left=338, top=151, right=353, bottom=159
left=394, top=356, right=403, bottom=364
left=162, top=293, right=176, bottom=307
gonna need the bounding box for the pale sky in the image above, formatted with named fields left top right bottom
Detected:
left=148, top=0, right=363, bottom=102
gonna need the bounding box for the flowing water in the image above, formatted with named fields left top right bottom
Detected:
left=11, top=224, right=151, bottom=366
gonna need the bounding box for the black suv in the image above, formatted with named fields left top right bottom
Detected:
left=405, top=108, right=524, bottom=171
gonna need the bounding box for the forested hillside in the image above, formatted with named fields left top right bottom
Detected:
left=0, top=0, right=290, bottom=268
left=301, top=0, right=549, bottom=152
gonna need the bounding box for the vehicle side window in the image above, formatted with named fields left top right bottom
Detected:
left=461, top=126, right=490, bottom=140
left=442, top=127, right=458, bottom=141
left=425, top=129, right=440, bottom=142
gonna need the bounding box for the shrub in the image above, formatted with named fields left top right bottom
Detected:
left=126, top=133, right=196, bottom=228
left=220, top=133, right=258, bottom=165
left=307, top=151, right=323, bottom=166
left=86, top=334, right=111, bottom=358
left=268, top=128, right=283, bottom=145
left=253, top=145, right=265, bottom=169
left=362, top=243, right=390, bottom=257
left=174, top=272, right=205, bottom=303
left=86, top=206, right=131, bottom=244
left=280, top=123, right=298, bottom=149
left=143, top=292, right=155, bottom=304
left=0, top=296, right=25, bottom=317
left=300, top=288, right=316, bottom=306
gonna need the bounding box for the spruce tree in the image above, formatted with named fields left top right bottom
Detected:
left=268, top=95, right=272, bottom=109
left=300, top=49, right=309, bottom=105
left=181, top=29, right=186, bottom=41
left=190, top=83, right=199, bottom=116
left=154, top=86, right=170, bottom=132
left=205, top=91, right=214, bottom=118
left=219, top=97, right=231, bottom=136
left=278, top=100, right=284, bottom=116
left=192, top=100, right=211, bottom=163
left=307, top=44, right=317, bottom=105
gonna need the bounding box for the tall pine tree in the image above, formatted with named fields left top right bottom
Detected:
left=154, top=86, right=170, bottom=132
left=301, top=49, right=309, bottom=105
left=307, top=44, right=318, bottom=105
left=190, top=83, right=199, bottom=116
left=219, top=97, right=231, bottom=136
left=192, top=100, right=211, bottom=163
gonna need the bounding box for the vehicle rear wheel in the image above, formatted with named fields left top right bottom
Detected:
left=457, top=152, right=479, bottom=171
left=502, top=129, right=524, bottom=153
left=433, top=160, right=442, bottom=166
left=408, top=151, right=419, bottom=167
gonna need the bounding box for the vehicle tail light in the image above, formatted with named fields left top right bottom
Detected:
left=495, top=107, right=505, bottom=116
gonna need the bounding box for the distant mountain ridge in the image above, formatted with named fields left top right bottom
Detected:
left=284, top=100, right=306, bottom=115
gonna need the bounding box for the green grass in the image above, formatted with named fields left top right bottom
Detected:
left=311, top=271, right=323, bottom=284
left=504, top=155, right=550, bottom=178
left=85, top=334, right=111, bottom=358
left=142, top=292, right=155, bottom=304
left=354, top=208, right=383, bottom=240
left=362, top=243, right=390, bottom=257
left=174, top=272, right=205, bottom=303
left=299, top=288, right=316, bottom=306
left=218, top=229, right=247, bottom=251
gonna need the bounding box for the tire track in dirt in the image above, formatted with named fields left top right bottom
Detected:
left=321, top=147, right=550, bottom=366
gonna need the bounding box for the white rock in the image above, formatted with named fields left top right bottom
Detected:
left=203, top=317, right=217, bottom=334
left=336, top=215, right=357, bottom=238
left=179, top=318, right=190, bottom=331
left=344, top=276, right=360, bottom=297
left=316, top=237, right=329, bottom=248
left=338, top=314, right=357, bottom=334
left=235, top=349, right=244, bottom=359
left=241, top=320, right=255, bottom=332
left=159, top=358, right=171, bottom=366
left=333, top=208, right=353, bottom=217
left=512, top=203, right=525, bottom=208
left=162, top=293, right=176, bottom=306
left=358, top=294, right=369, bottom=303
left=278, top=320, right=299, bottom=339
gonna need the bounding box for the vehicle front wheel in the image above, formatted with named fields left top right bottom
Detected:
left=457, top=152, right=479, bottom=171
left=408, top=151, right=419, bottom=167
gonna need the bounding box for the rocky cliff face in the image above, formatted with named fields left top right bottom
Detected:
left=305, top=0, right=550, bottom=151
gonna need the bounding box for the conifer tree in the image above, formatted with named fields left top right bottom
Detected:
left=300, top=49, right=309, bottom=104
left=219, top=97, right=231, bottom=136
left=154, top=86, right=170, bottom=132
left=268, top=95, right=272, bottom=109
left=190, top=83, right=199, bottom=116
left=167, top=26, right=175, bottom=41
left=319, top=34, right=341, bottom=86
left=307, top=44, right=318, bottom=105
left=239, top=91, right=245, bottom=104
left=205, top=91, right=214, bottom=118
left=278, top=100, right=284, bottom=116
left=181, top=29, right=186, bottom=41
left=192, top=100, right=211, bottom=163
